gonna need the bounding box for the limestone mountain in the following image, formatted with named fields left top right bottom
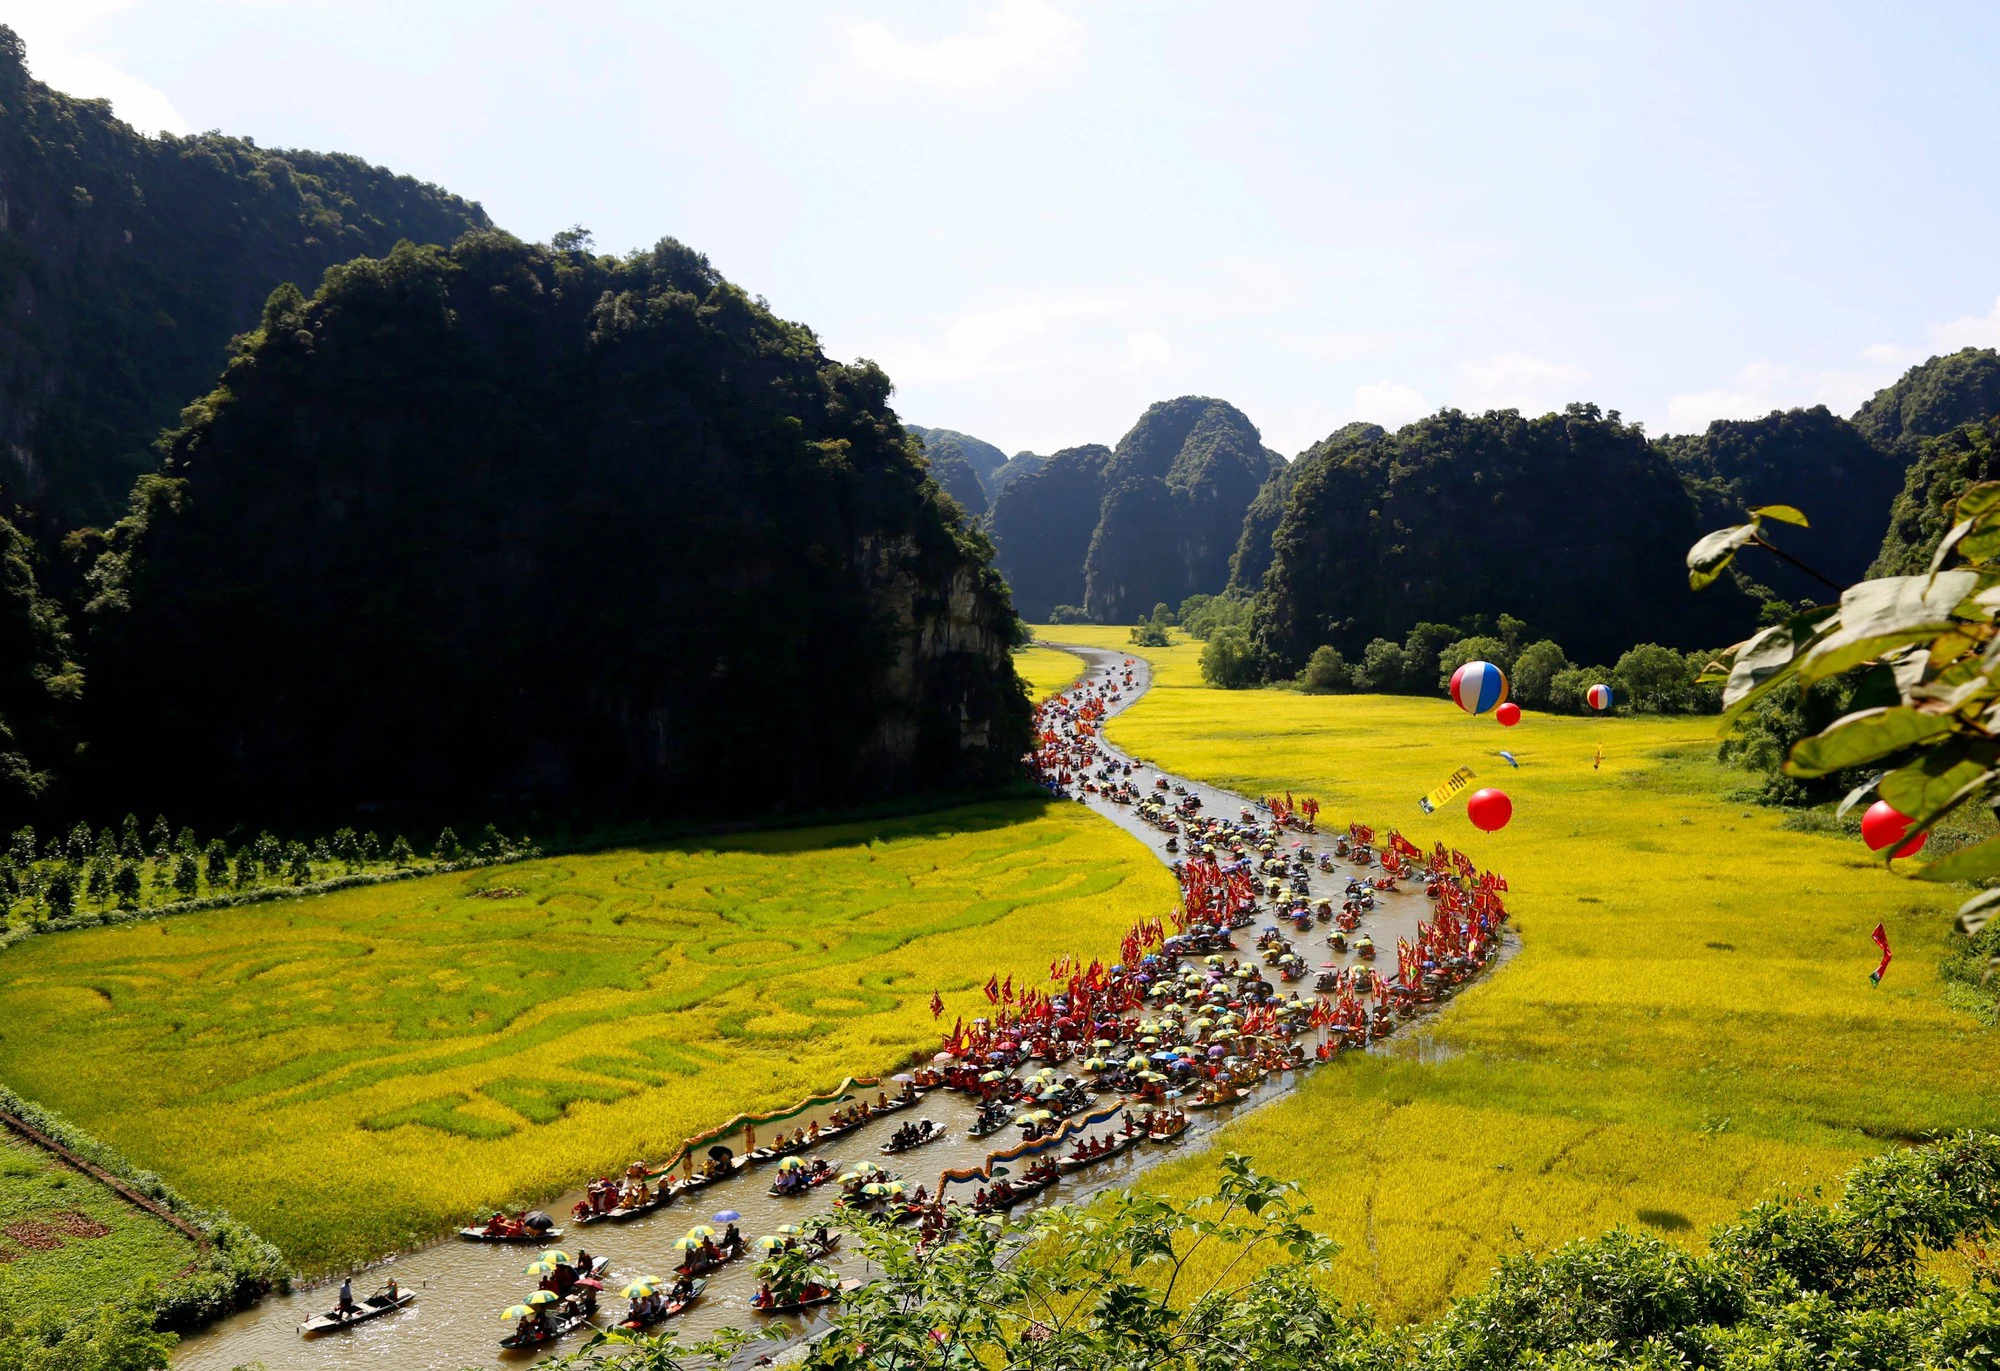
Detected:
left=907, top=426, right=992, bottom=517
left=1254, top=405, right=1752, bottom=671
left=1081, top=397, right=1283, bottom=622
left=0, top=512, right=78, bottom=825
left=987, top=444, right=1113, bottom=619
left=988, top=450, right=1047, bottom=496
left=81, top=234, right=1030, bottom=824
left=1228, top=421, right=1383, bottom=595
left=1852, top=347, right=2000, bottom=448
left=0, top=27, right=491, bottom=527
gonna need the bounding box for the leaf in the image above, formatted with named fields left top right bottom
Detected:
left=1954, top=481, right=2000, bottom=521
left=1749, top=504, right=1809, bottom=528
left=1915, top=835, right=2000, bottom=884
left=1688, top=523, right=1759, bottom=591
left=1796, top=572, right=1979, bottom=685
left=1834, top=773, right=1880, bottom=820
left=1957, top=889, right=2000, bottom=936
left=1782, top=708, right=1956, bottom=778
left=1877, top=739, right=1997, bottom=828
left=1720, top=606, right=1838, bottom=717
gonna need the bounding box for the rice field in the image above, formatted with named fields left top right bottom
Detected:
left=0, top=1134, right=201, bottom=1325
left=0, top=799, right=1176, bottom=1274
left=1014, top=642, right=1090, bottom=700
left=1031, top=624, right=2000, bottom=1323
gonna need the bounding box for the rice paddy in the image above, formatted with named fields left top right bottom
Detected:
left=0, top=1134, right=200, bottom=1325
left=1032, top=625, right=2000, bottom=1323
left=0, top=799, right=1176, bottom=1274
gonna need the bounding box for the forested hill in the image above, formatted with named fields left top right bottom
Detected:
left=908, top=425, right=1004, bottom=516
left=1253, top=405, right=1755, bottom=670
left=0, top=27, right=491, bottom=527
left=79, top=234, right=1030, bottom=825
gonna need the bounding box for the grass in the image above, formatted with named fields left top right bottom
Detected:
left=0, top=1135, right=201, bottom=1325
left=1029, top=624, right=2000, bottom=1323
left=0, top=799, right=1177, bottom=1274
left=1014, top=642, right=1090, bottom=701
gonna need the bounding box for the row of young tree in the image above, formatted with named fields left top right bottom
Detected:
left=1168, top=599, right=1723, bottom=715
left=0, top=817, right=529, bottom=926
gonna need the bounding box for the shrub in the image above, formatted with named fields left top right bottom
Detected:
left=1298, top=645, right=1353, bottom=694
left=1355, top=638, right=1409, bottom=693
left=1437, top=634, right=1513, bottom=691
left=1046, top=604, right=1091, bottom=624
left=1130, top=620, right=1170, bottom=647
left=1176, top=592, right=1250, bottom=641
left=1511, top=639, right=1568, bottom=705
left=1199, top=629, right=1261, bottom=689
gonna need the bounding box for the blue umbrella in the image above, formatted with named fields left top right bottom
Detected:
left=713, top=1209, right=740, bottom=1223
left=1150, top=1050, right=1177, bottom=1062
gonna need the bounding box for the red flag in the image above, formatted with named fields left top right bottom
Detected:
left=930, top=991, right=945, bottom=1019
left=1001, top=975, right=1013, bottom=1003
left=1870, top=924, right=1893, bottom=986
left=984, top=975, right=1000, bottom=1003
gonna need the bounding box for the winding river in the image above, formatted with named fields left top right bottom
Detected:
left=172, top=644, right=1501, bottom=1369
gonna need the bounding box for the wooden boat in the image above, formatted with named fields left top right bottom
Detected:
left=668, top=1157, right=749, bottom=1193
left=577, top=1191, right=669, bottom=1226
left=750, top=1278, right=862, bottom=1313
left=970, top=1174, right=1057, bottom=1213
left=299, top=1289, right=414, bottom=1335
left=499, top=1308, right=595, bottom=1349
left=674, top=1241, right=748, bottom=1279
left=1056, top=1132, right=1141, bottom=1171
left=768, top=1162, right=839, bottom=1197
left=459, top=1225, right=562, bottom=1243
left=616, top=1278, right=705, bottom=1329
left=967, top=1114, right=1010, bottom=1139
left=1147, top=1116, right=1192, bottom=1143
left=881, top=1124, right=945, bottom=1154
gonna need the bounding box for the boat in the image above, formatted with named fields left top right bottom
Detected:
left=459, top=1225, right=562, bottom=1243
left=667, top=1156, right=749, bottom=1193
left=970, top=1176, right=1055, bottom=1213
left=499, top=1309, right=595, bottom=1350
left=674, top=1242, right=748, bottom=1278
left=1148, top=1116, right=1192, bottom=1143
left=1056, top=1133, right=1141, bottom=1171
left=299, top=1289, right=414, bottom=1335
left=577, top=1191, right=669, bottom=1226
left=617, top=1278, right=705, bottom=1329
left=767, top=1162, right=839, bottom=1197
left=749, top=1278, right=863, bottom=1313
left=880, top=1123, right=946, bottom=1155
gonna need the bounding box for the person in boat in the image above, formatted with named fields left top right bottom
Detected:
left=337, top=1277, right=357, bottom=1316
left=722, top=1222, right=743, bottom=1255
left=756, top=1281, right=775, bottom=1308
left=515, top=1310, right=548, bottom=1342
left=813, top=1222, right=832, bottom=1251
left=670, top=1271, right=697, bottom=1302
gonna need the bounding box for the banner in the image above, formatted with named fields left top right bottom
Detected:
left=648, top=1077, right=877, bottom=1177
left=936, top=1102, right=1126, bottom=1189
left=1418, top=766, right=1477, bottom=815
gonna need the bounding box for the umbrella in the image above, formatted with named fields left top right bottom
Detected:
left=1092, top=1039, right=1113, bottom=1048
left=685, top=1225, right=716, bottom=1240
left=673, top=1236, right=703, bottom=1251
left=979, top=1071, right=1005, bottom=1083
left=621, top=1280, right=659, bottom=1298
left=524, top=1211, right=554, bottom=1230
left=540, top=1249, right=573, bottom=1265
left=1151, top=1050, right=1177, bottom=1062
left=777, top=1157, right=805, bottom=1172
left=933, top=1052, right=955, bottom=1065
left=1208, top=1045, right=1227, bottom=1058
left=713, top=1209, right=740, bottom=1223
left=862, top=1183, right=888, bottom=1196
left=892, top=1073, right=914, bottom=1083
left=526, top=1290, right=560, bottom=1306
left=756, top=1236, right=785, bottom=1250
left=776, top=1224, right=803, bottom=1235
left=882, top=1181, right=906, bottom=1196
left=1083, top=1057, right=1108, bottom=1070
left=503, top=1305, right=537, bottom=1321
left=524, top=1258, right=559, bottom=1275
left=707, top=1146, right=733, bottom=1162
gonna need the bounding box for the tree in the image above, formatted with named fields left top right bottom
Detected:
left=111, top=861, right=141, bottom=910
left=1613, top=643, right=1697, bottom=712
left=1549, top=665, right=1611, bottom=714
left=1176, top=593, right=1250, bottom=641
left=1401, top=622, right=1463, bottom=693
left=147, top=816, right=169, bottom=860
left=360, top=831, right=382, bottom=864
left=1130, top=620, right=1171, bottom=647
left=1511, top=639, right=1568, bottom=705
left=285, top=842, right=312, bottom=885
left=1198, top=629, right=1260, bottom=689
left=171, top=854, right=199, bottom=899
left=63, top=823, right=91, bottom=864
left=203, top=839, right=229, bottom=889
left=1437, top=635, right=1513, bottom=690
left=1298, top=646, right=1353, bottom=694
left=84, top=858, right=110, bottom=905
left=332, top=828, right=360, bottom=871
left=232, top=848, right=257, bottom=890
left=388, top=835, right=415, bottom=867
left=43, top=865, right=74, bottom=920
left=1355, top=639, right=1408, bottom=693
left=435, top=828, right=462, bottom=862
left=117, top=814, right=141, bottom=858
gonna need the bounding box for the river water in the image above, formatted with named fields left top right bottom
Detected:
left=173, top=644, right=1480, bottom=1370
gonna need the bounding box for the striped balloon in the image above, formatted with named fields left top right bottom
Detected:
left=1587, top=683, right=1614, bottom=711
left=1449, top=661, right=1509, bottom=715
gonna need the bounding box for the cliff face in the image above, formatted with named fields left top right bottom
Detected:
left=0, top=27, right=490, bottom=527
left=986, top=444, right=1113, bottom=619
left=1228, top=421, right=1382, bottom=595
left=82, top=234, right=1029, bottom=823
left=1082, top=398, right=1279, bottom=621
left=1853, top=348, right=2000, bottom=447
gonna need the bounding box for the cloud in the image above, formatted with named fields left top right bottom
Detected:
left=857, top=290, right=1131, bottom=386
left=8, top=0, right=189, bottom=135
left=1663, top=359, right=1885, bottom=433
left=1931, top=294, right=2000, bottom=352
left=1456, top=352, right=1587, bottom=415
left=846, top=0, right=1081, bottom=86
left=1122, top=329, right=1173, bottom=373
left=1353, top=381, right=1428, bottom=428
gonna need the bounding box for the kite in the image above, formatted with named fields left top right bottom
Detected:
left=1499, top=750, right=1519, bottom=768
left=1418, top=766, right=1477, bottom=814
left=1869, top=924, right=1893, bottom=986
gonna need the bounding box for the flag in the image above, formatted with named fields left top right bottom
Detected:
left=984, top=976, right=1000, bottom=1003
left=930, top=992, right=945, bottom=1019
left=1870, top=924, right=1893, bottom=986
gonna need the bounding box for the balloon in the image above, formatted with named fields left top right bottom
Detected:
left=1586, top=684, right=1614, bottom=711
left=1494, top=702, right=1522, bottom=727
left=1450, top=661, right=1510, bottom=715
left=1860, top=800, right=1927, bottom=858
left=1466, top=788, right=1512, bottom=832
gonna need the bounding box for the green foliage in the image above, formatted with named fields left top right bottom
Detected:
left=1510, top=639, right=1568, bottom=705
left=1175, top=592, right=1251, bottom=641
left=1256, top=404, right=1753, bottom=674
left=0, top=27, right=491, bottom=529
left=1356, top=638, right=1409, bottom=692
left=1198, top=629, right=1261, bottom=689
left=907, top=425, right=1009, bottom=513
left=1611, top=644, right=1717, bottom=714
left=1228, top=421, right=1381, bottom=595
left=1436, top=635, right=1512, bottom=688
left=1298, top=645, right=1353, bottom=694
left=1130, top=620, right=1172, bottom=647
left=80, top=233, right=1029, bottom=827
left=1853, top=346, right=2000, bottom=446
left=1873, top=417, right=2000, bottom=577
left=0, top=1303, right=177, bottom=1371
left=1548, top=665, right=1613, bottom=714
left=0, top=515, right=80, bottom=830
left=989, top=447, right=1114, bottom=620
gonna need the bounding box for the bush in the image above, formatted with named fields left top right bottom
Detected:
left=1355, top=638, right=1409, bottom=693
left=1199, top=629, right=1261, bottom=689
left=1511, top=639, right=1568, bottom=705
left=1176, top=592, right=1250, bottom=641
left=1548, top=664, right=1612, bottom=714
left=1046, top=604, right=1091, bottom=624
left=1299, top=645, right=1354, bottom=694
left=1129, top=620, right=1170, bottom=647
left=1436, top=634, right=1513, bottom=691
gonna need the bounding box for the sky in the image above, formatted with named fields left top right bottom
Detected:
left=16, top=0, right=2000, bottom=458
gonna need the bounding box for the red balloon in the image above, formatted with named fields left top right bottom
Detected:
left=1466, top=788, right=1513, bottom=832
left=1495, top=702, right=1522, bottom=727
left=1860, top=800, right=1926, bottom=858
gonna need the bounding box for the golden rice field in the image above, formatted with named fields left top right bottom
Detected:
left=1032, top=625, right=2000, bottom=1324
left=0, top=799, right=1175, bottom=1274
left=1014, top=642, right=1091, bottom=700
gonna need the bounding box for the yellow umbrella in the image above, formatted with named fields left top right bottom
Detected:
left=526, top=1290, right=560, bottom=1306
left=777, top=1157, right=805, bottom=1171
left=524, top=1258, right=559, bottom=1276
left=756, top=1236, right=785, bottom=1250
left=775, top=1223, right=803, bottom=1235
left=673, top=1236, right=703, bottom=1251
left=621, top=1280, right=658, bottom=1299
left=503, top=1305, right=537, bottom=1320
left=540, top=1249, right=573, bottom=1264
left=685, top=1225, right=716, bottom=1240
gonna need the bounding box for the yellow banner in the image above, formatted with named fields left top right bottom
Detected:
left=1418, top=766, right=1477, bottom=814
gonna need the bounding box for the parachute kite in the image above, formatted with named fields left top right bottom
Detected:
left=1450, top=661, right=1509, bottom=716
left=1586, top=683, right=1614, bottom=711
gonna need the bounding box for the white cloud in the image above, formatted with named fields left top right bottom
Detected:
left=8, top=0, right=189, bottom=135
left=1456, top=352, right=1587, bottom=415
left=1663, top=359, right=1885, bottom=433
left=1122, top=328, right=1173, bottom=373
left=846, top=0, right=1081, bottom=87
left=1931, top=294, right=2000, bottom=352
left=1353, top=381, right=1428, bottom=427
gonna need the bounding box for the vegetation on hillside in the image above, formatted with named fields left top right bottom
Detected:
left=0, top=26, right=490, bottom=529
left=0, top=518, right=78, bottom=823
left=909, top=425, right=1007, bottom=516
left=1852, top=346, right=2000, bottom=447
left=1254, top=405, right=1756, bottom=673
left=75, top=233, right=1028, bottom=828
left=988, top=444, right=1114, bottom=620
left=1872, top=417, right=2000, bottom=575
left=1227, top=421, right=1381, bottom=595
